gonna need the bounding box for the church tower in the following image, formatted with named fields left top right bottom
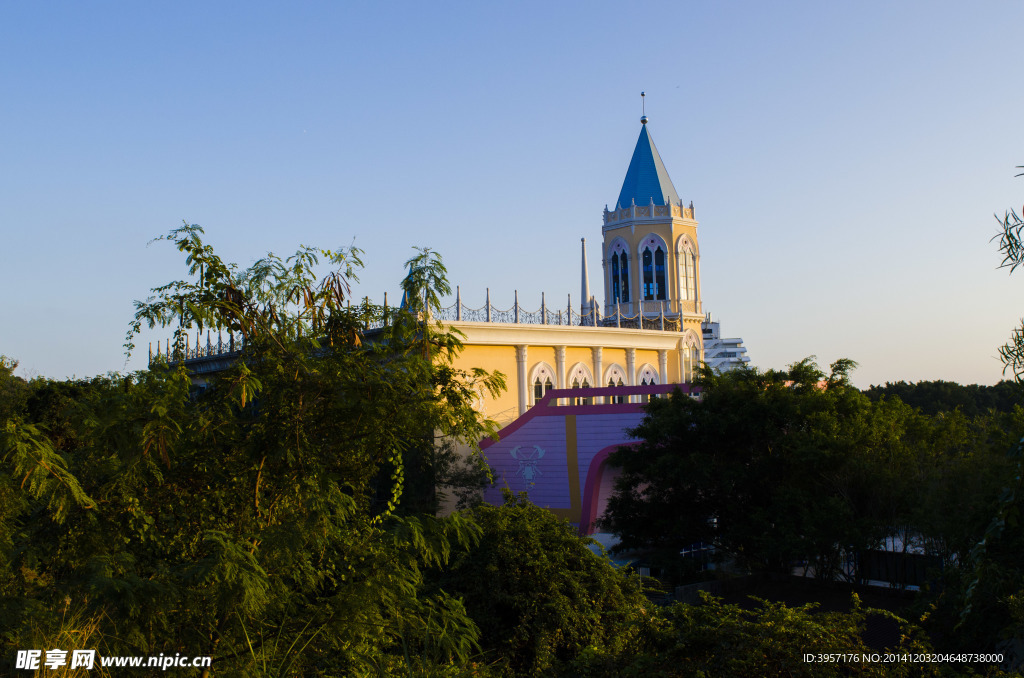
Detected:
left=601, top=113, right=702, bottom=344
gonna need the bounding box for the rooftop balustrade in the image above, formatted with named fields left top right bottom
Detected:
left=152, top=287, right=684, bottom=366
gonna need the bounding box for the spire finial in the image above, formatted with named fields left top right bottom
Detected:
left=640, top=91, right=647, bottom=124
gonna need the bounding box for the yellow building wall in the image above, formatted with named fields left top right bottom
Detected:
left=446, top=322, right=703, bottom=430
left=453, top=343, right=519, bottom=423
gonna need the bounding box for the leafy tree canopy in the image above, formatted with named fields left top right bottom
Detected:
left=1, top=224, right=505, bottom=676
left=603, top=357, right=1019, bottom=587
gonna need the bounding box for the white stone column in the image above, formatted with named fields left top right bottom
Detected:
left=694, top=253, right=702, bottom=315
left=625, top=347, right=636, bottom=403
left=679, top=344, right=689, bottom=383
left=591, top=346, right=603, bottom=404
left=658, top=349, right=669, bottom=389
left=554, top=346, right=566, bottom=405
left=515, top=345, right=528, bottom=416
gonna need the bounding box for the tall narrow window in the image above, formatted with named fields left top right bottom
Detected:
left=619, top=252, right=629, bottom=303
left=679, top=250, right=690, bottom=300
left=643, top=249, right=654, bottom=300
left=611, top=255, right=620, bottom=303
left=684, top=344, right=700, bottom=381
left=654, top=248, right=666, bottom=301
left=534, top=378, right=543, bottom=401
left=689, top=252, right=697, bottom=301
left=680, top=249, right=696, bottom=301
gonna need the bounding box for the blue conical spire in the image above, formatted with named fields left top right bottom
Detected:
left=616, top=120, right=680, bottom=209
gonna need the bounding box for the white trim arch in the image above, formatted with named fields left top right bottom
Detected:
left=636, top=233, right=670, bottom=259
left=603, top=363, right=627, bottom=387
left=567, top=362, right=594, bottom=388
left=529, top=362, right=557, bottom=406
left=607, top=237, right=630, bottom=257
left=567, top=361, right=594, bottom=405
left=636, top=363, right=660, bottom=386
left=674, top=233, right=699, bottom=257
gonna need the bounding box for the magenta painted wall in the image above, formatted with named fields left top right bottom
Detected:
left=480, top=384, right=691, bottom=531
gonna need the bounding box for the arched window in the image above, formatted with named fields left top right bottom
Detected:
left=604, top=364, right=627, bottom=404
left=637, top=363, right=659, bottom=402
left=679, top=247, right=697, bottom=301
left=568, top=363, right=594, bottom=406
left=610, top=243, right=629, bottom=305
left=530, top=363, right=556, bottom=405
left=642, top=245, right=666, bottom=301
left=682, top=337, right=701, bottom=382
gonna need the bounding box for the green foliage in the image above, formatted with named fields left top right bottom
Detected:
left=603, top=358, right=1020, bottom=589
left=605, top=359, right=905, bottom=577
left=863, top=379, right=1024, bottom=416
left=0, top=356, right=29, bottom=427
left=434, top=491, right=654, bottom=677
left=1, top=225, right=505, bottom=676
left=571, top=592, right=939, bottom=678
left=929, top=166, right=1024, bottom=669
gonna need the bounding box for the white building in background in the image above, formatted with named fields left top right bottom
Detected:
left=701, top=313, right=750, bottom=373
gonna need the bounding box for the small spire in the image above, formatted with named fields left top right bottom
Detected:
left=640, top=91, right=647, bottom=125
left=581, top=238, right=592, bottom=317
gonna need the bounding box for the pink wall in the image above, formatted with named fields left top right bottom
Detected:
left=480, top=383, right=691, bottom=533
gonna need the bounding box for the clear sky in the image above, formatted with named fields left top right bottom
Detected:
left=3, top=1, right=1023, bottom=389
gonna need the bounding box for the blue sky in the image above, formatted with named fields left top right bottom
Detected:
left=2, top=1, right=1023, bottom=388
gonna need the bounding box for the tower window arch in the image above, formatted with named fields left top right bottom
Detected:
left=608, top=240, right=630, bottom=304
left=639, top=236, right=668, bottom=302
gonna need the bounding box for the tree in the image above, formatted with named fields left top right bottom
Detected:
left=1, top=224, right=504, bottom=676
left=570, top=593, right=941, bottom=678
left=863, top=379, right=1024, bottom=416
left=602, top=358, right=933, bottom=581
left=929, top=169, right=1024, bottom=667
left=432, top=491, right=653, bottom=677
